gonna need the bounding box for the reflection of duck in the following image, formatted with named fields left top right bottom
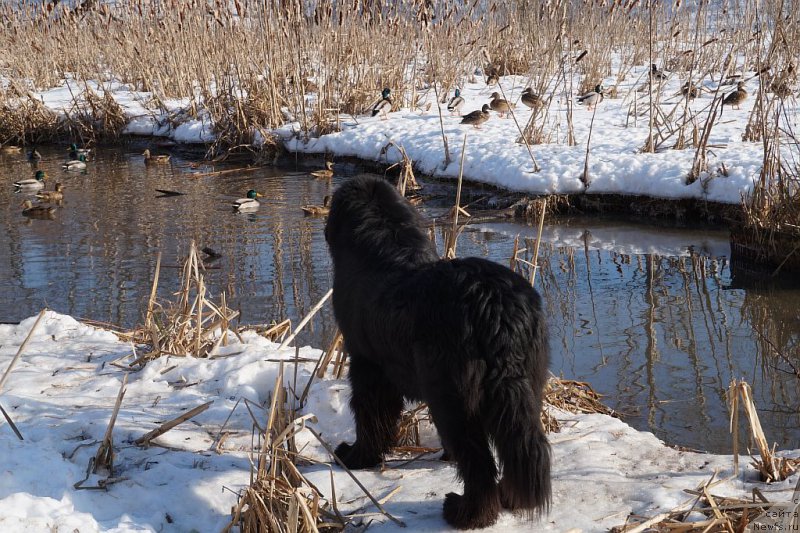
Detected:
left=722, top=81, right=747, bottom=109
left=301, top=195, right=331, bottom=216
left=232, top=189, right=263, bottom=212
left=14, top=170, right=47, bottom=190
left=460, top=104, right=490, bottom=129
left=447, top=89, right=465, bottom=115
left=37, top=182, right=64, bottom=203
left=63, top=154, right=87, bottom=171
left=21, top=199, right=56, bottom=219
left=489, top=92, right=515, bottom=118
left=1, top=144, right=22, bottom=154
left=577, top=84, right=604, bottom=111
left=371, top=88, right=392, bottom=119
left=143, top=149, right=171, bottom=164
left=310, top=161, right=334, bottom=179
left=68, top=143, right=90, bottom=160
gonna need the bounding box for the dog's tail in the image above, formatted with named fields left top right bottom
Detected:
left=490, top=379, right=552, bottom=515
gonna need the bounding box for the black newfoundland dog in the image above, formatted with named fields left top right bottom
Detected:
left=325, top=176, right=551, bottom=529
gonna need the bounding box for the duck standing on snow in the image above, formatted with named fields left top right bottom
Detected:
left=37, top=182, right=65, bottom=203
left=577, top=84, right=604, bottom=111
left=232, top=189, right=263, bottom=212
left=63, top=154, right=87, bottom=171
left=447, top=88, right=465, bottom=115
left=68, top=143, right=90, bottom=160
left=722, top=81, right=747, bottom=110
left=310, top=161, right=334, bottom=179
left=143, top=149, right=171, bottom=164
left=650, top=64, right=667, bottom=82
left=489, top=91, right=515, bottom=118
left=14, top=170, right=47, bottom=191
left=371, top=88, right=392, bottom=120
left=521, top=87, right=543, bottom=109
left=21, top=199, right=56, bottom=219
left=460, top=104, right=491, bottom=129
left=681, top=81, right=699, bottom=99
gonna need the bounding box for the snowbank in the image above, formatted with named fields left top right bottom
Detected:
left=1, top=311, right=796, bottom=531
left=22, top=63, right=797, bottom=205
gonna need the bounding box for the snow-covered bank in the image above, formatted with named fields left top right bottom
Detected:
left=1, top=311, right=796, bottom=532
left=16, top=63, right=799, bottom=206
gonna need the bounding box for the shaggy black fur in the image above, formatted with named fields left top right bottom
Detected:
left=325, top=176, right=551, bottom=529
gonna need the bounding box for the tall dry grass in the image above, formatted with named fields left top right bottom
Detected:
left=0, top=1, right=789, bottom=145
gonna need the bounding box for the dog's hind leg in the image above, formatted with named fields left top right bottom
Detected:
left=335, top=355, right=404, bottom=470
left=428, top=397, right=501, bottom=529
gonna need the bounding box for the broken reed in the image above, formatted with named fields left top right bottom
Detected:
left=1, top=0, right=792, bottom=149
left=227, top=368, right=341, bottom=532
left=127, top=241, right=241, bottom=365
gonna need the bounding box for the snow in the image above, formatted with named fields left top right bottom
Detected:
left=17, top=65, right=799, bottom=205
left=1, top=311, right=796, bottom=531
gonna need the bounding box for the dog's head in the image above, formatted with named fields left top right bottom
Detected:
left=325, top=176, right=437, bottom=269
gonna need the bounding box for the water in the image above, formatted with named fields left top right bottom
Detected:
left=1, top=145, right=798, bottom=454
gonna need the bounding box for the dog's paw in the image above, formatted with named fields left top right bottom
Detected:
left=333, top=442, right=381, bottom=470
left=443, top=492, right=499, bottom=529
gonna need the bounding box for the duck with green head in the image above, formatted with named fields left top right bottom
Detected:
left=14, top=170, right=47, bottom=190
left=371, top=88, right=392, bottom=119
left=447, top=88, right=465, bottom=115
left=232, top=189, right=263, bottom=212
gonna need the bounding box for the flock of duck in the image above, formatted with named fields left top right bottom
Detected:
left=7, top=143, right=92, bottom=219
left=6, top=143, right=176, bottom=220
left=365, top=61, right=772, bottom=131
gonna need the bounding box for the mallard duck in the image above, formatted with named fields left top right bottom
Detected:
left=37, top=182, right=65, bottom=203
left=310, top=161, right=334, bottom=179
left=1, top=144, right=22, bottom=155
left=521, top=87, right=543, bottom=109
left=722, top=81, right=747, bottom=109
left=62, top=154, right=87, bottom=171
left=650, top=64, right=667, bottom=82
left=489, top=92, right=515, bottom=118
left=14, top=170, right=47, bottom=190
left=301, top=195, right=331, bottom=216
left=68, top=143, right=90, bottom=160
left=371, top=88, right=392, bottom=119
left=460, top=104, right=491, bottom=129
left=577, top=84, right=604, bottom=111
left=681, top=81, right=699, bottom=99
left=143, top=149, right=171, bottom=164
left=232, top=189, right=263, bottom=212
left=28, top=147, right=42, bottom=163
left=21, top=199, right=56, bottom=219
left=447, top=89, right=465, bottom=115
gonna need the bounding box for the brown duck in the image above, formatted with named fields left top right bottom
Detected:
left=21, top=199, right=56, bottom=219
left=722, top=82, right=747, bottom=109
left=36, top=183, right=65, bottom=203
left=460, top=104, right=491, bottom=129
left=489, top=92, right=515, bottom=118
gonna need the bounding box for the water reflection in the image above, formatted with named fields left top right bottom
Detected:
left=0, top=146, right=798, bottom=453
